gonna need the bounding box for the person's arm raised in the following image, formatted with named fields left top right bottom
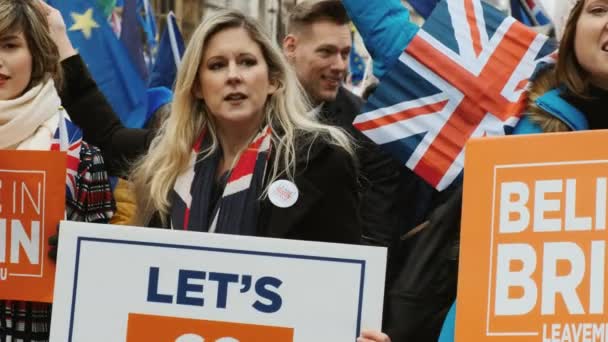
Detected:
left=342, top=0, right=419, bottom=79
left=40, top=0, right=154, bottom=175
left=38, top=0, right=77, bottom=61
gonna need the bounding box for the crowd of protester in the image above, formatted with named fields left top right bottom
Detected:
left=0, top=0, right=604, bottom=341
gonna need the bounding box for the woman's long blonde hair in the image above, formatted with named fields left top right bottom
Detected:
left=131, top=9, right=354, bottom=225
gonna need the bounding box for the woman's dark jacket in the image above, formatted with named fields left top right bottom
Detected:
left=151, top=140, right=363, bottom=244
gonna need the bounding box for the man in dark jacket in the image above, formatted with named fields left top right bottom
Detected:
left=282, top=0, right=436, bottom=285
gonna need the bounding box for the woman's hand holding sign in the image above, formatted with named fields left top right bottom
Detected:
left=357, top=330, right=391, bottom=342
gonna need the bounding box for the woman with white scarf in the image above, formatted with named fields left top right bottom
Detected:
left=0, top=1, right=115, bottom=341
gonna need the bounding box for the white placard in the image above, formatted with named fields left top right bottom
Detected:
left=50, top=221, right=386, bottom=342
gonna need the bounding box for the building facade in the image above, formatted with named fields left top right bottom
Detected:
left=151, top=0, right=297, bottom=43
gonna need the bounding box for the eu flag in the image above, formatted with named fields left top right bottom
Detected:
left=349, top=42, right=365, bottom=86
left=148, top=12, right=184, bottom=89
left=121, top=0, right=149, bottom=80
left=48, top=0, right=148, bottom=128
left=137, top=0, right=158, bottom=53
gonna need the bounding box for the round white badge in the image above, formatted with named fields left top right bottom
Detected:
left=268, top=179, right=299, bottom=208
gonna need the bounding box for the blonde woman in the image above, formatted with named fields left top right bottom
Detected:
left=131, top=10, right=361, bottom=244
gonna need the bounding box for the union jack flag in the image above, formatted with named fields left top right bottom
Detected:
left=353, top=0, right=556, bottom=190
left=511, top=0, right=552, bottom=26
left=50, top=109, right=83, bottom=201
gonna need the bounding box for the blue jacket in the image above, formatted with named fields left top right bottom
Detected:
left=513, top=88, right=589, bottom=133
left=343, top=0, right=418, bottom=79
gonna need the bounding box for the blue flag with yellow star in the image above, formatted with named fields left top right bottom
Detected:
left=48, top=0, right=147, bottom=128
left=121, top=0, right=148, bottom=80
left=148, top=12, right=184, bottom=89
left=349, top=49, right=365, bottom=85
left=349, top=36, right=366, bottom=86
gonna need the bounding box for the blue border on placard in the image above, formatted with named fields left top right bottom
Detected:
left=66, top=237, right=368, bottom=341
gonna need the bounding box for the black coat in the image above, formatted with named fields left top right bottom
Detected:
left=256, top=140, right=361, bottom=244
left=320, top=88, right=438, bottom=283
left=384, top=185, right=461, bottom=341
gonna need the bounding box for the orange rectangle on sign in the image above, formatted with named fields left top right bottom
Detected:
left=458, top=130, right=608, bottom=341
left=126, top=313, right=294, bottom=341
left=0, top=150, right=66, bottom=303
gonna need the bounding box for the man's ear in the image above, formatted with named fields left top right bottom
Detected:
left=283, top=34, right=298, bottom=60
left=268, top=78, right=280, bottom=96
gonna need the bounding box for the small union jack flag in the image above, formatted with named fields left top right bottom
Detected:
left=512, top=0, right=552, bottom=27
left=353, top=0, right=556, bottom=190
left=50, top=108, right=83, bottom=201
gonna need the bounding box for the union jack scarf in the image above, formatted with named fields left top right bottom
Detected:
left=170, top=126, right=272, bottom=235
left=50, top=108, right=83, bottom=202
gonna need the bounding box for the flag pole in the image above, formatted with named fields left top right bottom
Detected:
left=166, top=12, right=182, bottom=68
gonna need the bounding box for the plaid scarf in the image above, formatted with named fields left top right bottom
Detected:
left=170, top=126, right=272, bottom=235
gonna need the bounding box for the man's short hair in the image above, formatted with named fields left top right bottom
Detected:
left=287, top=0, right=350, bottom=34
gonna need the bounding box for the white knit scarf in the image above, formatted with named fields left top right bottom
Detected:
left=0, top=78, right=61, bottom=150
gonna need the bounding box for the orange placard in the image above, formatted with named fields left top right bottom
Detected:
left=0, top=150, right=66, bottom=302
left=457, top=129, right=608, bottom=341
left=126, top=313, right=294, bottom=341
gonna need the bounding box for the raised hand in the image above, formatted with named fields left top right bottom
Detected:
left=37, top=0, right=77, bottom=61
